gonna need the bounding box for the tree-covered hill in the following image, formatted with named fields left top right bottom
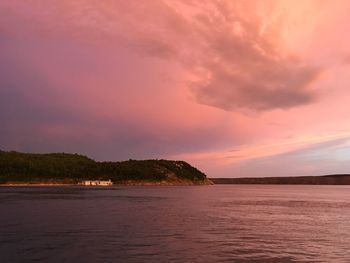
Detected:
left=0, top=151, right=211, bottom=185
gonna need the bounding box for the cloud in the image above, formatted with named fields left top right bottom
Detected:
left=102, top=0, right=323, bottom=111
left=171, top=132, right=350, bottom=177
left=0, top=31, right=235, bottom=160
left=227, top=136, right=350, bottom=177
left=190, top=59, right=320, bottom=111
left=178, top=1, right=322, bottom=111
left=0, top=0, right=322, bottom=112
left=343, top=54, right=350, bottom=64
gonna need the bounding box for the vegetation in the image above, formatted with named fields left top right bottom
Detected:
left=0, top=150, right=209, bottom=185
left=211, top=175, right=350, bottom=185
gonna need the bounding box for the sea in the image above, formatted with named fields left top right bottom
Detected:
left=0, top=185, right=350, bottom=263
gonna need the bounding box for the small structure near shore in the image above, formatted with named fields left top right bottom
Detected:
left=82, top=180, right=113, bottom=186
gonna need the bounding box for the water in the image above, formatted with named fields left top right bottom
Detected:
left=1, top=185, right=350, bottom=263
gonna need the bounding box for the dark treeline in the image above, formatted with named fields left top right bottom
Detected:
left=211, top=175, right=350, bottom=185
left=0, top=151, right=207, bottom=184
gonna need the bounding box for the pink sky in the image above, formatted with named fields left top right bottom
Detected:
left=1, top=0, right=350, bottom=177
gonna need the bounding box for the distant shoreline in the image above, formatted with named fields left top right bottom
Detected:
left=210, top=174, right=350, bottom=185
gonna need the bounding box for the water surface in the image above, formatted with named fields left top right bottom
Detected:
left=1, top=185, right=350, bottom=262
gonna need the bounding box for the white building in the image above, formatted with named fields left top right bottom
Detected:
left=82, top=180, right=113, bottom=186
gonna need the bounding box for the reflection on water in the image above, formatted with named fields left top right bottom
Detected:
left=1, top=185, right=350, bottom=262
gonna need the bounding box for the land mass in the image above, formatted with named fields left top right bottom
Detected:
left=210, top=175, right=350, bottom=185
left=0, top=150, right=212, bottom=185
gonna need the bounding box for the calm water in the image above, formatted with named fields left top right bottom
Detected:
left=1, top=185, right=350, bottom=263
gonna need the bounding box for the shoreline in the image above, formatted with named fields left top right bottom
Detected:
left=0, top=183, right=77, bottom=187
left=0, top=184, right=212, bottom=187
left=0, top=180, right=214, bottom=187
left=210, top=175, right=350, bottom=185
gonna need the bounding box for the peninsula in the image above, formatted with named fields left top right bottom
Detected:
left=0, top=151, right=212, bottom=185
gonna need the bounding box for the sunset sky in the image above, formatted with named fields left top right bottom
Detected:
left=1, top=0, right=350, bottom=177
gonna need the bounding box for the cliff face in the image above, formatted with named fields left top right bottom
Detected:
left=0, top=151, right=211, bottom=185
left=211, top=175, right=350, bottom=185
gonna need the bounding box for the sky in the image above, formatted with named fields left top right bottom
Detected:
left=1, top=0, right=350, bottom=178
